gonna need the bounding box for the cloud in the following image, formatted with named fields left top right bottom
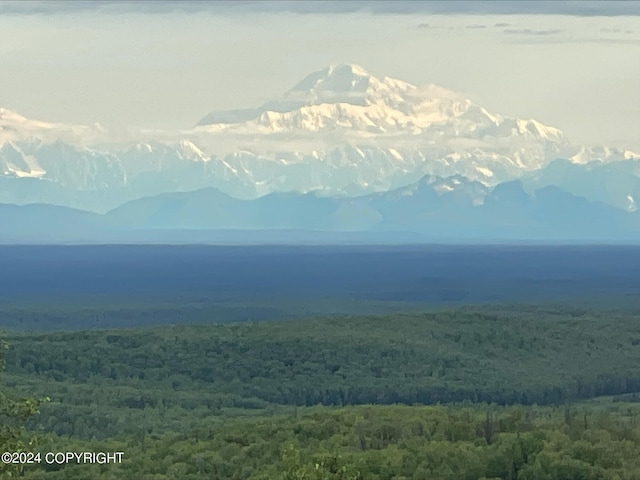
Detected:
left=504, top=29, right=564, bottom=36
left=501, top=26, right=640, bottom=44
left=2, top=0, right=639, bottom=16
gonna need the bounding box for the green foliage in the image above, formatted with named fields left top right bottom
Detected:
left=279, top=444, right=363, bottom=480
left=0, top=338, right=44, bottom=478
left=17, top=404, right=640, bottom=479
left=4, top=305, right=640, bottom=478
left=4, top=306, right=640, bottom=440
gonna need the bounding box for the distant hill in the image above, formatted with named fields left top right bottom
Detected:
left=1, top=173, right=638, bottom=243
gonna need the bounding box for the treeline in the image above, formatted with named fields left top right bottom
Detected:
left=3, top=308, right=640, bottom=439
left=0, top=300, right=288, bottom=331
left=18, top=403, right=640, bottom=480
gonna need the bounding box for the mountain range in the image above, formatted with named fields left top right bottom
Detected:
left=1, top=64, right=639, bottom=242
left=2, top=173, right=638, bottom=243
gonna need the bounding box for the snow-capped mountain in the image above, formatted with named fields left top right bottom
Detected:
left=0, top=107, right=106, bottom=147
left=0, top=64, right=638, bottom=212
left=197, top=64, right=473, bottom=134
left=192, top=64, right=579, bottom=187
left=197, top=64, right=565, bottom=144
left=521, top=158, right=640, bottom=212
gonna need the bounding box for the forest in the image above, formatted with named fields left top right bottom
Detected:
left=2, top=304, right=640, bottom=478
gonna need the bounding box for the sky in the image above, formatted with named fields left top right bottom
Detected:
left=0, top=0, right=639, bottom=150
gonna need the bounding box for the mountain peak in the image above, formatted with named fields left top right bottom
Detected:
left=285, top=63, right=417, bottom=104
left=330, top=63, right=370, bottom=76
left=315, top=63, right=371, bottom=78
left=283, top=65, right=379, bottom=110
left=289, top=63, right=373, bottom=93
left=196, top=64, right=427, bottom=128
